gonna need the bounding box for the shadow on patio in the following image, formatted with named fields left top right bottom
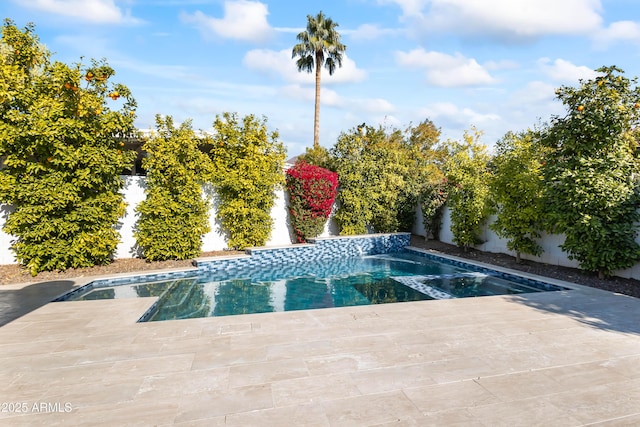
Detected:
left=0, top=280, right=78, bottom=326
left=505, top=288, right=640, bottom=336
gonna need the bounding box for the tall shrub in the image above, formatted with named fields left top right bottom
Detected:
left=208, top=112, right=286, bottom=249
left=420, top=179, right=448, bottom=240
left=331, top=122, right=443, bottom=235
left=297, top=144, right=332, bottom=169
left=134, top=116, right=213, bottom=261
left=489, top=130, right=546, bottom=262
left=286, top=160, right=338, bottom=242
left=443, top=129, right=491, bottom=251
left=331, top=125, right=391, bottom=234
left=541, top=66, right=640, bottom=277
left=0, top=20, right=136, bottom=274
left=405, top=119, right=447, bottom=237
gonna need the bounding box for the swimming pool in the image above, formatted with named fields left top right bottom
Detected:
left=57, top=248, right=569, bottom=322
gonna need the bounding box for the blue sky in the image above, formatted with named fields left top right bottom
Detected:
left=4, top=0, right=640, bottom=156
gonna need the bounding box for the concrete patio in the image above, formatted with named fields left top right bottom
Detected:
left=1, top=260, right=640, bottom=426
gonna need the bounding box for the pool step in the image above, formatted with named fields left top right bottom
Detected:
left=390, top=276, right=455, bottom=299
left=391, top=273, right=492, bottom=299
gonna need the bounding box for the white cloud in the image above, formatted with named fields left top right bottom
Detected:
left=414, top=101, right=503, bottom=147
left=350, top=24, right=401, bottom=41
left=321, top=89, right=344, bottom=107
left=418, top=102, right=500, bottom=128
left=395, top=49, right=495, bottom=87
left=593, top=20, right=640, bottom=48
left=243, top=49, right=367, bottom=84
left=377, top=0, right=430, bottom=17
left=16, top=0, right=140, bottom=24
left=382, top=0, right=602, bottom=40
left=484, top=60, right=520, bottom=71
left=280, top=84, right=395, bottom=115
left=511, top=81, right=557, bottom=104
left=180, top=0, right=273, bottom=43
left=355, top=98, right=396, bottom=114
left=280, top=85, right=342, bottom=107
left=420, top=102, right=500, bottom=126
left=538, top=58, right=599, bottom=83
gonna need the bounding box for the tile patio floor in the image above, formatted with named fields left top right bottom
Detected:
left=1, top=257, right=640, bottom=426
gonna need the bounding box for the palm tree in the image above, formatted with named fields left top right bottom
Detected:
left=292, top=11, right=346, bottom=149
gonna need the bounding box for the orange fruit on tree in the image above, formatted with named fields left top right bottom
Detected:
left=577, top=105, right=584, bottom=112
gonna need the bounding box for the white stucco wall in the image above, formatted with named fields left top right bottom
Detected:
left=0, top=204, right=15, bottom=265
left=115, top=176, right=147, bottom=259
left=0, top=175, right=334, bottom=263
left=413, top=205, right=639, bottom=279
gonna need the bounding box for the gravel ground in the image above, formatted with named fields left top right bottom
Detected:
left=1, top=236, right=638, bottom=300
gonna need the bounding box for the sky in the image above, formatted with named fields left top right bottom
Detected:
left=3, top=0, right=640, bottom=156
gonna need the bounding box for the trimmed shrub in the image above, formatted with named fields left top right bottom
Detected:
left=208, top=113, right=286, bottom=249
left=489, top=130, right=546, bottom=263
left=134, top=115, right=213, bottom=261
left=443, top=129, right=491, bottom=251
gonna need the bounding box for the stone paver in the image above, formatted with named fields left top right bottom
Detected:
left=1, top=270, right=639, bottom=425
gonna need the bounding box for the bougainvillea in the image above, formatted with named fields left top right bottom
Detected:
left=286, top=160, right=338, bottom=242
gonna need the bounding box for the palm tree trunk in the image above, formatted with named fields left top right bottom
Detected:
left=313, top=51, right=322, bottom=148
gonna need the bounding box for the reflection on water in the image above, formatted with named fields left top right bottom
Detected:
left=70, top=252, right=566, bottom=322
left=149, top=272, right=432, bottom=321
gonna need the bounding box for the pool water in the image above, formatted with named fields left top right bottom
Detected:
left=67, top=251, right=568, bottom=322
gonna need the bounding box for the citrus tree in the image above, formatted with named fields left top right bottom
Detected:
left=0, top=20, right=136, bottom=274
left=443, top=129, right=491, bottom=251
left=541, top=65, right=640, bottom=277
left=134, top=115, right=213, bottom=261
left=208, top=112, right=286, bottom=249
left=489, top=130, right=546, bottom=262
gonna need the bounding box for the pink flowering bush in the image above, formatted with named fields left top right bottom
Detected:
left=286, top=161, right=338, bottom=243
